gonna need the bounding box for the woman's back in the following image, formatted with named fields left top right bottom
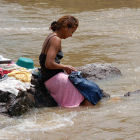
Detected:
left=39, top=34, right=64, bottom=81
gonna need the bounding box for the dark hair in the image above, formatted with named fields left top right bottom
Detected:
left=50, top=15, right=79, bottom=32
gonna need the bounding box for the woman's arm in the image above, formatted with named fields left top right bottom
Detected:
left=45, top=36, right=76, bottom=74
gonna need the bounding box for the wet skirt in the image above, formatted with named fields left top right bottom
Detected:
left=44, top=72, right=84, bottom=107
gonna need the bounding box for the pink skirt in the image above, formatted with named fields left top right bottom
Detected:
left=44, top=72, right=84, bottom=107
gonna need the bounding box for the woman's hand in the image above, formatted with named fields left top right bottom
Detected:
left=63, top=65, right=77, bottom=74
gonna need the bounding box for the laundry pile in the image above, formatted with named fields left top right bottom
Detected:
left=0, top=55, right=57, bottom=116
left=0, top=55, right=33, bottom=96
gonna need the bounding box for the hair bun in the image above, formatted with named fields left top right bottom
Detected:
left=50, top=21, right=57, bottom=31
left=51, top=21, right=57, bottom=25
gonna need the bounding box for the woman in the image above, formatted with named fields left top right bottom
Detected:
left=39, top=15, right=90, bottom=107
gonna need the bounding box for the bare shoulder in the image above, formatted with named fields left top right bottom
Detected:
left=50, top=36, right=61, bottom=47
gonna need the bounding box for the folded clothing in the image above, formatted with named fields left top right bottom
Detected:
left=8, top=68, right=32, bottom=82
left=0, top=63, right=19, bottom=70
left=0, top=77, right=31, bottom=96
left=68, top=71, right=103, bottom=105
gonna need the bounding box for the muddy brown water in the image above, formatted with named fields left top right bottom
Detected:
left=0, top=0, right=140, bottom=140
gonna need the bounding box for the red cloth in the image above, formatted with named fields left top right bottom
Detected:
left=0, top=68, right=4, bottom=77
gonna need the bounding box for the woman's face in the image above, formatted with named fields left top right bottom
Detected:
left=61, top=27, right=77, bottom=39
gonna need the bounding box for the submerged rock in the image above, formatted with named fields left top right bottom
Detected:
left=124, top=90, right=140, bottom=96
left=7, top=91, right=35, bottom=116
left=0, top=90, right=35, bottom=116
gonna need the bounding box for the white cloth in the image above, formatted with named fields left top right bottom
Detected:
left=0, top=55, right=11, bottom=61
left=0, top=77, right=31, bottom=96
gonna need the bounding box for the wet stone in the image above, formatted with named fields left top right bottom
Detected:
left=0, top=91, right=11, bottom=102
left=7, top=93, right=35, bottom=116
left=77, top=63, right=122, bottom=81
left=124, top=90, right=140, bottom=96
left=0, top=102, right=7, bottom=113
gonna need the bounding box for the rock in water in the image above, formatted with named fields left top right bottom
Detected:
left=124, top=90, right=140, bottom=96
left=77, top=63, right=122, bottom=81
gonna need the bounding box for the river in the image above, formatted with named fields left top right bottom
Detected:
left=0, top=0, right=140, bottom=140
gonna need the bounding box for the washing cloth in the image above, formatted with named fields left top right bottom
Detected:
left=0, top=77, right=31, bottom=96
left=68, top=71, right=103, bottom=105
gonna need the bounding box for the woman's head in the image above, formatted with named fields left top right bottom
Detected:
left=50, top=15, right=79, bottom=31
left=50, top=15, right=79, bottom=39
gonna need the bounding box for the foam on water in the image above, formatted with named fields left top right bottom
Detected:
left=0, top=111, right=78, bottom=139
left=134, top=67, right=140, bottom=72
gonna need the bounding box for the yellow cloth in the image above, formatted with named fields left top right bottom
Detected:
left=8, top=69, right=31, bottom=82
